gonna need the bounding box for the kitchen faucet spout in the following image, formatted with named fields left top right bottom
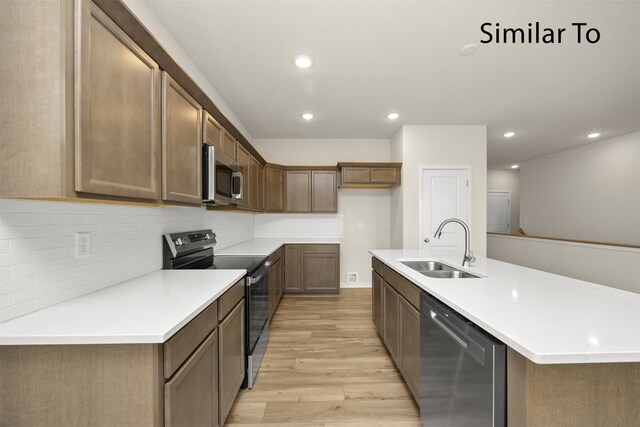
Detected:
left=433, top=218, right=476, bottom=267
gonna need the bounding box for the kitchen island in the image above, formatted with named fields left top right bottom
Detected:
left=370, top=249, right=640, bottom=427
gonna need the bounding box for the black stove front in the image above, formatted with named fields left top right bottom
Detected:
left=162, top=230, right=270, bottom=389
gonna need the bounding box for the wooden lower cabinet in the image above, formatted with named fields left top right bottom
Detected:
left=374, top=257, right=420, bottom=404
left=165, top=330, right=219, bottom=427
left=399, top=297, right=420, bottom=401
left=284, top=244, right=340, bottom=294
left=284, top=245, right=304, bottom=293
left=0, top=290, right=247, bottom=427
left=218, top=301, right=245, bottom=426
left=382, top=280, right=400, bottom=362
left=372, top=271, right=383, bottom=335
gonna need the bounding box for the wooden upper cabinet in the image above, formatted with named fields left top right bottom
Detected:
left=236, top=143, right=251, bottom=209
left=286, top=170, right=312, bottom=212
left=203, top=112, right=223, bottom=150
left=161, top=72, right=202, bottom=204
left=265, top=165, right=284, bottom=213
left=312, top=170, right=337, bottom=212
left=249, top=156, right=264, bottom=211
left=222, top=131, right=237, bottom=160
left=75, top=1, right=160, bottom=200
left=338, top=163, right=402, bottom=189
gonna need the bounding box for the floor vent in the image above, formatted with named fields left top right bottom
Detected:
left=346, top=273, right=359, bottom=284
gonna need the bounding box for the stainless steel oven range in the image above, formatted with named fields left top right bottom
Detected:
left=162, top=229, right=269, bottom=389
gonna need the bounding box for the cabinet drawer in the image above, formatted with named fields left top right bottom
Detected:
left=372, top=257, right=382, bottom=275
left=218, top=279, right=245, bottom=321
left=164, top=301, right=218, bottom=379
left=304, top=244, right=339, bottom=254
left=382, top=264, right=420, bottom=311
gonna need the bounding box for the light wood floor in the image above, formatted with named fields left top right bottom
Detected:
left=226, top=288, right=421, bottom=427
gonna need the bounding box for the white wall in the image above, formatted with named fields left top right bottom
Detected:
left=252, top=138, right=391, bottom=287
left=392, top=126, right=488, bottom=255
left=0, top=199, right=254, bottom=322
left=488, top=234, right=640, bottom=294
left=487, top=169, right=520, bottom=234
left=520, top=131, right=640, bottom=245
left=390, top=128, right=404, bottom=249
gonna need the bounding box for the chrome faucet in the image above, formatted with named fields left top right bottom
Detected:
left=434, top=218, right=476, bottom=267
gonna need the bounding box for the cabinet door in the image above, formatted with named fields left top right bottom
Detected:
left=257, top=163, right=265, bottom=211
left=203, top=112, right=223, bottom=150
left=312, top=170, right=337, bottom=212
left=222, top=131, right=236, bottom=160
left=219, top=301, right=245, bottom=426
left=162, top=72, right=202, bottom=204
left=342, top=167, right=370, bottom=184
left=303, top=253, right=340, bottom=293
left=370, top=167, right=400, bottom=184
left=76, top=2, right=160, bottom=200
left=399, top=296, right=420, bottom=401
left=383, top=281, right=400, bottom=362
left=372, top=271, right=383, bottom=335
left=236, top=144, right=251, bottom=209
left=285, top=171, right=311, bottom=212
left=284, top=245, right=303, bottom=293
left=165, top=330, right=219, bottom=427
left=265, top=166, right=284, bottom=212
left=249, top=156, right=259, bottom=210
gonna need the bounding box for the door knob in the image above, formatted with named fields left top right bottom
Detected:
left=424, top=237, right=430, bottom=243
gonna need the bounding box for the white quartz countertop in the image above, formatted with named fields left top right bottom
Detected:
left=370, top=249, right=640, bottom=364
left=0, top=270, right=245, bottom=345
left=217, top=238, right=341, bottom=257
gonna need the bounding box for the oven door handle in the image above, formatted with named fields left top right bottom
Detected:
left=248, top=271, right=267, bottom=285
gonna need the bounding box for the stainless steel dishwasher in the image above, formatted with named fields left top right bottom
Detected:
left=420, top=292, right=506, bottom=427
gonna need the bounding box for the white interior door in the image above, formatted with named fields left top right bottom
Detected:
left=487, top=191, right=511, bottom=233
left=421, top=168, right=469, bottom=255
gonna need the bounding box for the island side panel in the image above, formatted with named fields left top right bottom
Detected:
left=0, top=344, right=164, bottom=426
left=507, top=347, right=640, bottom=427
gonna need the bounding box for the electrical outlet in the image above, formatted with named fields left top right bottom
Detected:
left=76, top=232, right=91, bottom=258
left=347, top=273, right=358, bottom=284
left=358, top=221, right=364, bottom=229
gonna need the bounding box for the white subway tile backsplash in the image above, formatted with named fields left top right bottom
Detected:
left=11, top=283, right=53, bottom=305
left=0, top=276, right=33, bottom=294
left=0, top=301, right=33, bottom=323
left=33, top=290, right=70, bottom=311
left=10, top=261, right=53, bottom=278
left=0, top=199, right=254, bottom=322
left=9, top=237, right=52, bottom=252
left=0, top=251, right=32, bottom=267
left=254, top=214, right=343, bottom=239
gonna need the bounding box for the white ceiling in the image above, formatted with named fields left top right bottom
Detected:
left=139, top=0, right=640, bottom=168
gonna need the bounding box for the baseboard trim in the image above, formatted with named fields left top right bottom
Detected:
left=340, top=282, right=372, bottom=288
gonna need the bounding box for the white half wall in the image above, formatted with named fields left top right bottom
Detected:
left=488, top=169, right=520, bottom=234
left=393, top=125, right=488, bottom=255
left=488, top=234, right=640, bottom=294
left=252, top=138, right=391, bottom=287
left=520, top=131, right=640, bottom=245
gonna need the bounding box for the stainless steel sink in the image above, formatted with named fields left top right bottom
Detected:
left=400, top=260, right=481, bottom=279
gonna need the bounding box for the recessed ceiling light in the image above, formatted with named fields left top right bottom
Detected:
left=294, top=55, right=313, bottom=69
left=503, top=131, right=516, bottom=138
left=511, top=164, right=519, bottom=169
left=587, top=132, right=601, bottom=139
left=460, top=43, right=478, bottom=55
left=386, top=113, right=400, bottom=120
left=301, top=113, right=314, bottom=120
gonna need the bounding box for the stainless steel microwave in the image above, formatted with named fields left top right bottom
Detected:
left=202, top=145, right=242, bottom=206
